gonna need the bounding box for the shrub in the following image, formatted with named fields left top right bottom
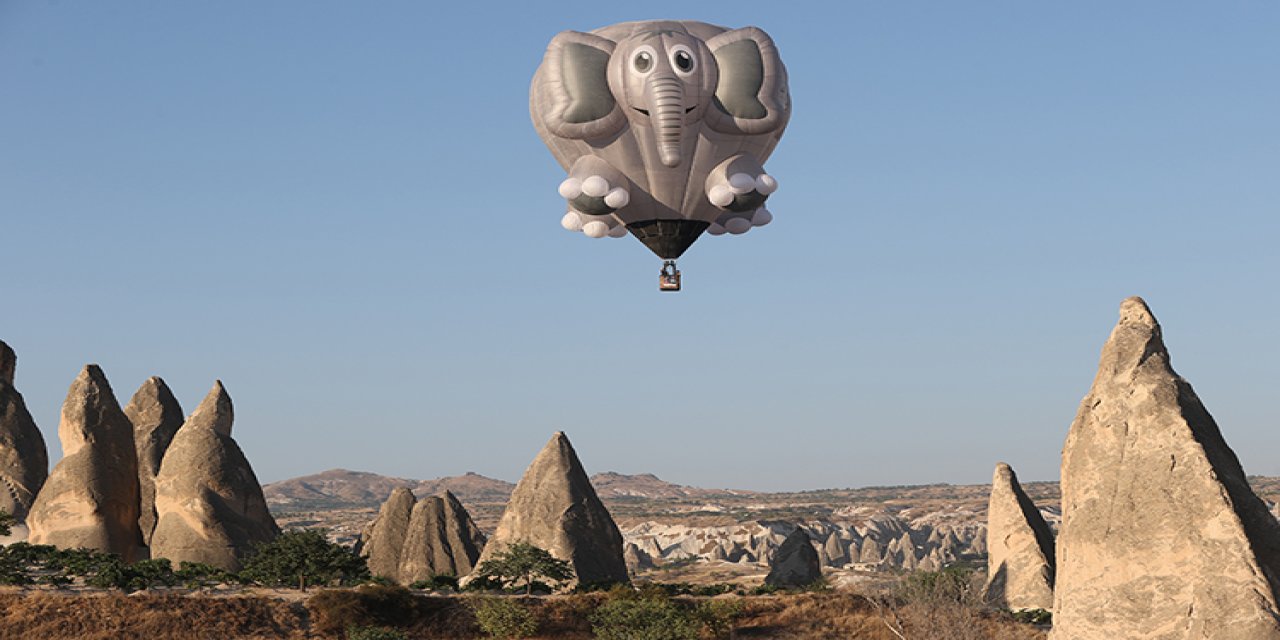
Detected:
left=589, top=595, right=700, bottom=640
left=897, top=566, right=975, bottom=605
left=410, top=574, right=459, bottom=591
left=693, top=599, right=742, bottom=639
left=175, top=561, right=237, bottom=589
left=690, top=583, right=736, bottom=597
left=129, top=558, right=177, bottom=589
left=0, top=554, right=30, bottom=586
left=461, top=574, right=505, bottom=593
left=1011, top=608, right=1052, bottom=625
left=470, top=596, right=538, bottom=639
left=869, top=566, right=991, bottom=640
left=346, top=626, right=408, bottom=640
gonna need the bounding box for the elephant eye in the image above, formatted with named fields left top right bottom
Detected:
left=634, top=51, right=653, bottom=73
left=673, top=51, right=694, bottom=73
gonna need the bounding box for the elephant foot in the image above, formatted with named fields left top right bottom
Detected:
left=705, top=154, right=776, bottom=214
left=558, top=157, right=631, bottom=238
left=707, top=172, right=777, bottom=213
left=707, top=207, right=772, bottom=236
left=561, top=206, right=629, bottom=238
left=559, top=175, right=630, bottom=213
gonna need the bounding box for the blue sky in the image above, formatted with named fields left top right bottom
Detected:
left=2, top=1, right=1277, bottom=491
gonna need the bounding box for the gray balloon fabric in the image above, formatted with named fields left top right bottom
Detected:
left=531, top=21, right=790, bottom=258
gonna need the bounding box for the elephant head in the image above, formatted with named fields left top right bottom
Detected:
left=534, top=23, right=790, bottom=168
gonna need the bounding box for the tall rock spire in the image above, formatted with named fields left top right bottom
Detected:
left=397, top=490, right=487, bottom=583
left=0, top=340, right=48, bottom=522
left=765, top=526, right=821, bottom=588
left=27, top=365, right=145, bottom=561
left=1051, top=297, right=1280, bottom=639
left=361, top=487, right=416, bottom=579
left=471, top=432, right=627, bottom=586
left=149, top=381, right=279, bottom=570
left=123, top=377, right=184, bottom=545
left=981, top=462, right=1054, bottom=611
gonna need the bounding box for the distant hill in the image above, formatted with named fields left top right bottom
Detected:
left=264, top=469, right=514, bottom=511
left=589, top=471, right=757, bottom=500
left=263, top=469, right=748, bottom=511
left=266, top=469, right=1280, bottom=524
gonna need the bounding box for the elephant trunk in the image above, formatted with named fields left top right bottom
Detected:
left=647, top=75, right=685, bottom=168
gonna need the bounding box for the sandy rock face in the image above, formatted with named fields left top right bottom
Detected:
left=397, top=493, right=487, bottom=582
left=0, top=341, right=48, bottom=522
left=982, top=462, right=1054, bottom=611
left=362, top=487, right=416, bottom=579
left=438, top=489, right=486, bottom=576
left=1050, top=297, right=1280, bottom=640
left=765, top=527, right=821, bottom=588
left=623, top=542, right=655, bottom=572
left=123, top=377, right=184, bottom=545
left=149, top=382, right=279, bottom=571
left=472, top=432, right=628, bottom=586
left=27, top=365, right=145, bottom=561
left=362, top=488, right=486, bottom=584
left=398, top=496, right=452, bottom=583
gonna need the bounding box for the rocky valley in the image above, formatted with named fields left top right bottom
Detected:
left=264, top=466, right=1280, bottom=586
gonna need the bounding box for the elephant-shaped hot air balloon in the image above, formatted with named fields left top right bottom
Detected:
left=531, top=20, right=790, bottom=290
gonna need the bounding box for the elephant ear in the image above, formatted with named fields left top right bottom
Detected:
left=705, top=27, right=790, bottom=135
left=534, top=31, right=626, bottom=140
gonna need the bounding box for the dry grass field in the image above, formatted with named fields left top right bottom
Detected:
left=0, top=588, right=1047, bottom=640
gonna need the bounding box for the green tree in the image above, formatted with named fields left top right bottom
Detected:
left=0, top=509, right=14, bottom=537
left=240, top=529, right=368, bottom=591
left=471, top=543, right=573, bottom=595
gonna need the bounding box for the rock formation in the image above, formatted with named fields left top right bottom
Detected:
left=765, top=526, right=821, bottom=587
left=398, top=491, right=486, bottom=583
left=981, top=462, right=1054, bottom=611
left=471, top=431, right=628, bottom=587
left=123, top=377, right=184, bottom=545
left=859, top=537, right=882, bottom=564
left=623, top=542, right=655, bottom=572
left=823, top=533, right=848, bottom=567
left=0, top=341, right=15, bottom=386
left=362, top=487, right=416, bottom=579
left=27, top=365, right=145, bottom=561
left=0, top=341, right=48, bottom=521
left=1051, top=297, right=1280, bottom=640
left=149, top=381, right=279, bottom=570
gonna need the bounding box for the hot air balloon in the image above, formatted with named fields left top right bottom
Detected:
left=531, top=20, right=791, bottom=291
